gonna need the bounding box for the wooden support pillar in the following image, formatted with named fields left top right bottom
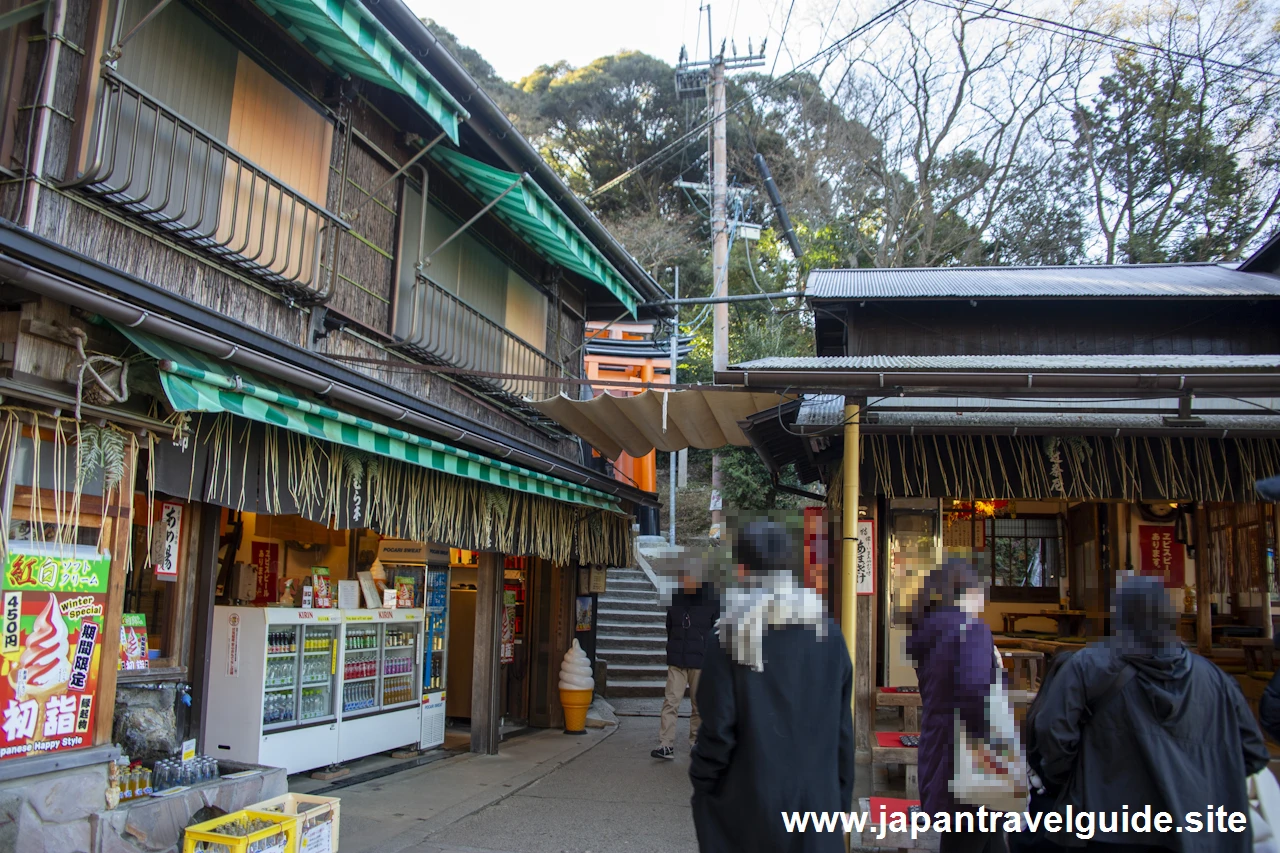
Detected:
left=471, top=552, right=504, bottom=754
left=1195, top=503, right=1211, bottom=656
left=841, top=398, right=868, bottom=770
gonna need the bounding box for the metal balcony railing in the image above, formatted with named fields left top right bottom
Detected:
left=401, top=273, right=561, bottom=401
left=65, top=71, right=347, bottom=302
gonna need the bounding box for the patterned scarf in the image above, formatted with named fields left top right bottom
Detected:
left=716, top=571, right=827, bottom=672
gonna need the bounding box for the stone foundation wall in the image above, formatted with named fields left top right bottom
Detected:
left=0, top=760, right=287, bottom=853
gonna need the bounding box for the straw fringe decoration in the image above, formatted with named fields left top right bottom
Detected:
left=859, top=433, right=1280, bottom=503
left=196, top=414, right=631, bottom=567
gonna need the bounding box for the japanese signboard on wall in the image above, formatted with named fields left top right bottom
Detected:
left=152, top=501, right=184, bottom=581
left=118, top=613, right=149, bottom=671
left=0, top=550, right=109, bottom=762
left=1139, top=525, right=1185, bottom=588
left=500, top=590, right=517, bottom=664
left=857, top=520, right=876, bottom=596
left=251, top=542, right=279, bottom=606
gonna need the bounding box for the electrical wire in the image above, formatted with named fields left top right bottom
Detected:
left=923, top=0, right=1280, bottom=83
left=770, top=0, right=798, bottom=78
left=590, top=0, right=917, bottom=199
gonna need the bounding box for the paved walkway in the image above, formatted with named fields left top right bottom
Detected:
left=330, top=716, right=699, bottom=853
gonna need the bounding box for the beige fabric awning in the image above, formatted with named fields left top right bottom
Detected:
left=532, top=389, right=790, bottom=460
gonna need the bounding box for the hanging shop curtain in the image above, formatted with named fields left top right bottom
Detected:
left=531, top=389, right=791, bottom=460
left=116, top=325, right=621, bottom=513
left=430, top=147, right=642, bottom=317
left=251, top=0, right=469, bottom=143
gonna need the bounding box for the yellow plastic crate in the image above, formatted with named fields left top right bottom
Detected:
left=249, top=793, right=340, bottom=853
left=182, top=809, right=296, bottom=853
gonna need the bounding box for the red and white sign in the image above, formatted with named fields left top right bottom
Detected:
left=251, top=542, right=279, bottom=606
left=1139, top=525, right=1185, bottom=588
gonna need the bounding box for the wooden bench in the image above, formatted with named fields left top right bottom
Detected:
left=1242, top=638, right=1276, bottom=676
left=873, top=731, right=920, bottom=798
left=1000, top=649, right=1045, bottom=690
left=876, top=688, right=922, bottom=730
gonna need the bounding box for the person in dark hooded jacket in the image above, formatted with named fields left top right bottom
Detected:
left=688, top=521, right=853, bottom=853
left=1034, top=574, right=1269, bottom=852
left=1259, top=668, right=1280, bottom=744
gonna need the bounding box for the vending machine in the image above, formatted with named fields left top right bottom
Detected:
left=206, top=607, right=342, bottom=774
left=421, top=558, right=450, bottom=749
left=335, top=608, right=424, bottom=761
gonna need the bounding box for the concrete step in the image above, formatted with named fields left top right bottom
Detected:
left=607, top=577, right=650, bottom=588
left=598, top=620, right=665, bottom=637
left=607, top=662, right=669, bottom=679
left=597, top=633, right=666, bottom=645
left=608, top=568, right=648, bottom=579
left=607, top=679, right=667, bottom=698
left=599, top=589, right=660, bottom=601
left=598, top=648, right=666, bottom=666
left=597, top=608, right=664, bottom=625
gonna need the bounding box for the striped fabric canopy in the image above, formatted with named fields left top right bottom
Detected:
left=117, top=325, right=622, bottom=513
left=431, top=147, right=642, bottom=317
left=253, top=0, right=469, bottom=143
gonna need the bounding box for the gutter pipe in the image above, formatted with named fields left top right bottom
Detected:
left=716, top=369, right=1280, bottom=394
left=0, top=254, right=659, bottom=507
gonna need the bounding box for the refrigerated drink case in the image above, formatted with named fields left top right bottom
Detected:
left=336, top=611, right=425, bottom=762
left=299, top=624, right=337, bottom=722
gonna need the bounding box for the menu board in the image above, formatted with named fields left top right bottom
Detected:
left=0, top=550, right=109, bottom=761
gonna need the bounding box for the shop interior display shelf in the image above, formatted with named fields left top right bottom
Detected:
left=343, top=675, right=376, bottom=683
left=379, top=699, right=418, bottom=712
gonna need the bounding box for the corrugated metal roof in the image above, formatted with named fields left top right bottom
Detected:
left=795, top=401, right=1280, bottom=432
left=735, top=355, right=1280, bottom=371
left=806, top=263, right=1280, bottom=300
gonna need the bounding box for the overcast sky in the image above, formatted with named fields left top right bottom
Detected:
left=404, top=0, right=847, bottom=83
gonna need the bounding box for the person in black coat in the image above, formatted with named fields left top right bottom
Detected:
left=651, top=574, right=719, bottom=759
left=1260, top=668, right=1280, bottom=744
left=688, top=521, right=853, bottom=853
left=1034, top=575, right=1269, bottom=853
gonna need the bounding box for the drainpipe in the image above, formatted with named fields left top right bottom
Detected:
left=19, top=0, right=66, bottom=229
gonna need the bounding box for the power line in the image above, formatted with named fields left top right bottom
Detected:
left=769, top=0, right=797, bottom=78
left=925, top=0, right=1280, bottom=83
left=590, top=0, right=917, bottom=199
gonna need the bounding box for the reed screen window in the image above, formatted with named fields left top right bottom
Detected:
left=984, top=517, right=1063, bottom=593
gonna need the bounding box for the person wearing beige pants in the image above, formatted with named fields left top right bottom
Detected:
left=652, top=574, right=718, bottom=760
left=659, top=665, right=701, bottom=750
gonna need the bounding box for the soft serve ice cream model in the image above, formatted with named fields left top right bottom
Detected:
left=557, top=639, right=594, bottom=734
left=13, top=594, right=71, bottom=701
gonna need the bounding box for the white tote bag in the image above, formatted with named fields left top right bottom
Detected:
left=1249, top=769, right=1280, bottom=853
left=951, top=646, right=1029, bottom=812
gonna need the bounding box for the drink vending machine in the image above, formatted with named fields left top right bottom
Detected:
left=421, top=561, right=449, bottom=749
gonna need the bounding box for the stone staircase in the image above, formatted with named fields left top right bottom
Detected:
left=596, top=566, right=667, bottom=698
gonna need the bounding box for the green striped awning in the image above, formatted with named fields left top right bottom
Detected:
left=117, top=326, right=621, bottom=512
left=253, top=0, right=469, bottom=144
left=431, top=147, right=642, bottom=317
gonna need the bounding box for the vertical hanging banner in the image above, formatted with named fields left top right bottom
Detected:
left=153, top=501, right=184, bottom=581
left=856, top=520, right=876, bottom=596
left=1139, top=525, right=1185, bottom=588
left=251, top=542, right=280, bottom=606
left=0, top=550, right=109, bottom=761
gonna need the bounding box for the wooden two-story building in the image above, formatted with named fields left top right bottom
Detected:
left=722, top=258, right=1280, bottom=763
left=0, top=0, right=665, bottom=845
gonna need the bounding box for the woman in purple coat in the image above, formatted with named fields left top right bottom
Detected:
left=905, top=561, right=1006, bottom=853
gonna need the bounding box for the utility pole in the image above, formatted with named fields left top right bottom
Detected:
left=675, top=16, right=765, bottom=541
left=669, top=267, right=679, bottom=547
left=710, top=58, right=728, bottom=540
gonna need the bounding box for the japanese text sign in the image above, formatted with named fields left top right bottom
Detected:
left=1139, top=525, right=1185, bottom=588
left=0, top=551, right=110, bottom=762
left=153, top=501, right=184, bottom=581
left=857, top=520, right=876, bottom=596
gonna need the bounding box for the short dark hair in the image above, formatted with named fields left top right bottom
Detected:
left=1113, top=574, right=1176, bottom=651
left=734, top=520, right=797, bottom=576
left=909, top=559, right=982, bottom=626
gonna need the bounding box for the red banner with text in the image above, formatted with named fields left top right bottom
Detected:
left=1139, top=525, right=1185, bottom=588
